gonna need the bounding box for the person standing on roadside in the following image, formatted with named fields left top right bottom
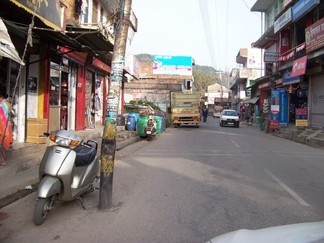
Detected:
left=202, top=105, right=208, bottom=122
left=0, top=89, right=13, bottom=166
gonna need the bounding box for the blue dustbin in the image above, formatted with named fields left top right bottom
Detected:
left=126, top=116, right=137, bottom=131
left=154, top=116, right=162, bottom=134
left=156, top=115, right=166, bottom=131
left=127, top=113, right=140, bottom=131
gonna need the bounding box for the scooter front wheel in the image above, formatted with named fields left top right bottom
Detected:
left=33, top=197, right=54, bottom=225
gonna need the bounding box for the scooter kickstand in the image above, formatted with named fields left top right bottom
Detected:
left=77, top=196, right=86, bottom=210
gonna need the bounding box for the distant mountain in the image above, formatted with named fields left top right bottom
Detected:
left=135, top=54, right=153, bottom=62
left=193, top=65, right=217, bottom=75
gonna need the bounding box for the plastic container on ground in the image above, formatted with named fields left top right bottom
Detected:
left=156, top=115, right=166, bottom=131
left=137, top=116, right=148, bottom=137
left=126, top=113, right=140, bottom=131
left=154, top=116, right=162, bottom=134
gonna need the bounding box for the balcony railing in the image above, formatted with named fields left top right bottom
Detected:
left=278, top=42, right=306, bottom=67
left=79, top=21, right=115, bottom=41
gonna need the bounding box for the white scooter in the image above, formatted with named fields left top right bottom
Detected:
left=33, top=130, right=99, bottom=225
left=145, top=114, right=157, bottom=141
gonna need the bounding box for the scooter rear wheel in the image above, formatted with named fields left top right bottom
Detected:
left=33, top=197, right=54, bottom=225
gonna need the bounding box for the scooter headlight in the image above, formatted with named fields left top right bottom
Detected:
left=49, top=131, right=81, bottom=147
left=55, top=136, right=72, bottom=147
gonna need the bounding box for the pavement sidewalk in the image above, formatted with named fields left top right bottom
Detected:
left=0, top=126, right=141, bottom=208
left=243, top=121, right=324, bottom=149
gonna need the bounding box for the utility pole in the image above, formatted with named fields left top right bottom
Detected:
left=99, top=0, right=132, bottom=210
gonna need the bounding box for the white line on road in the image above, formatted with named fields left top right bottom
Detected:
left=231, top=140, right=240, bottom=148
left=265, top=169, right=310, bottom=207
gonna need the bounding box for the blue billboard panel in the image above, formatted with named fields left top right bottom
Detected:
left=271, top=88, right=288, bottom=125
left=153, top=55, right=192, bottom=76
left=279, top=88, right=288, bottom=125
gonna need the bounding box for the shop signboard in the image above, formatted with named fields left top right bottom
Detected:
left=264, top=52, right=278, bottom=63
left=291, top=56, right=308, bottom=77
left=10, top=0, right=61, bottom=31
left=284, top=0, right=293, bottom=8
left=292, top=0, right=320, bottom=22
left=269, top=120, right=279, bottom=129
left=283, top=69, right=301, bottom=85
left=295, top=108, right=308, bottom=126
left=305, top=18, right=324, bottom=53
left=274, top=8, right=292, bottom=33
left=259, top=82, right=270, bottom=89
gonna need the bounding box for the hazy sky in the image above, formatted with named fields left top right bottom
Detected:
left=128, top=0, right=262, bottom=71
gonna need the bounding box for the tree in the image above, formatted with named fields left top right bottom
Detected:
left=192, top=65, right=220, bottom=97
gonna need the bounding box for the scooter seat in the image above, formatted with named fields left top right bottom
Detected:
left=74, top=144, right=96, bottom=166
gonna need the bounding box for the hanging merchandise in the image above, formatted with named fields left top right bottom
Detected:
left=285, top=84, right=300, bottom=93
left=263, top=98, right=269, bottom=114
left=93, top=93, right=101, bottom=111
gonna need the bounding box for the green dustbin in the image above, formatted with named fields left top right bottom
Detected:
left=137, top=116, right=148, bottom=137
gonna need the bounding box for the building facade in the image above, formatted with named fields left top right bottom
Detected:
left=243, top=0, right=323, bottom=130
left=0, top=0, right=137, bottom=145
left=230, top=48, right=263, bottom=122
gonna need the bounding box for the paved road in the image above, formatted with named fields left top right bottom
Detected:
left=1, top=118, right=324, bottom=242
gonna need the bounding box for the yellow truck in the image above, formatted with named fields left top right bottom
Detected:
left=171, top=91, right=200, bottom=127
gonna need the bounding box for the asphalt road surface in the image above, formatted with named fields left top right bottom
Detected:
left=1, top=118, right=324, bottom=242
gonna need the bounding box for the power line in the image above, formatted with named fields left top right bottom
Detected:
left=198, top=0, right=219, bottom=70
left=198, top=0, right=217, bottom=69
left=241, top=0, right=261, bottom=18
left=213, top=0, right=220, bottom=71
left=241, top=0, right=251, bottom=10
left=225, top=0, right=229, bottom=71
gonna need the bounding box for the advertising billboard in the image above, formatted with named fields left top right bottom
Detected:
left=247, top=48, right=262, bottom=69
left=271, top=88, right=288, bottom=125
left=153, top=55, right=192, bottom=76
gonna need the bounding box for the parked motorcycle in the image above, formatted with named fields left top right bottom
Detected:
left=33, top=130, right=99, bottom=225
left=145, top=115, right=157, bottom=141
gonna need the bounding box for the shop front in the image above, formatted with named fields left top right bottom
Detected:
left=309, top=74, right=324, bottom=128
left=281, top=56, right=309, bottom=127
left=83, top=58, right=110, bottom=129
left=305, top=18, right=324, bottom=128
left=258, top=81, right=271, bottom=130
left=85, top=67, right=108, bottom=128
